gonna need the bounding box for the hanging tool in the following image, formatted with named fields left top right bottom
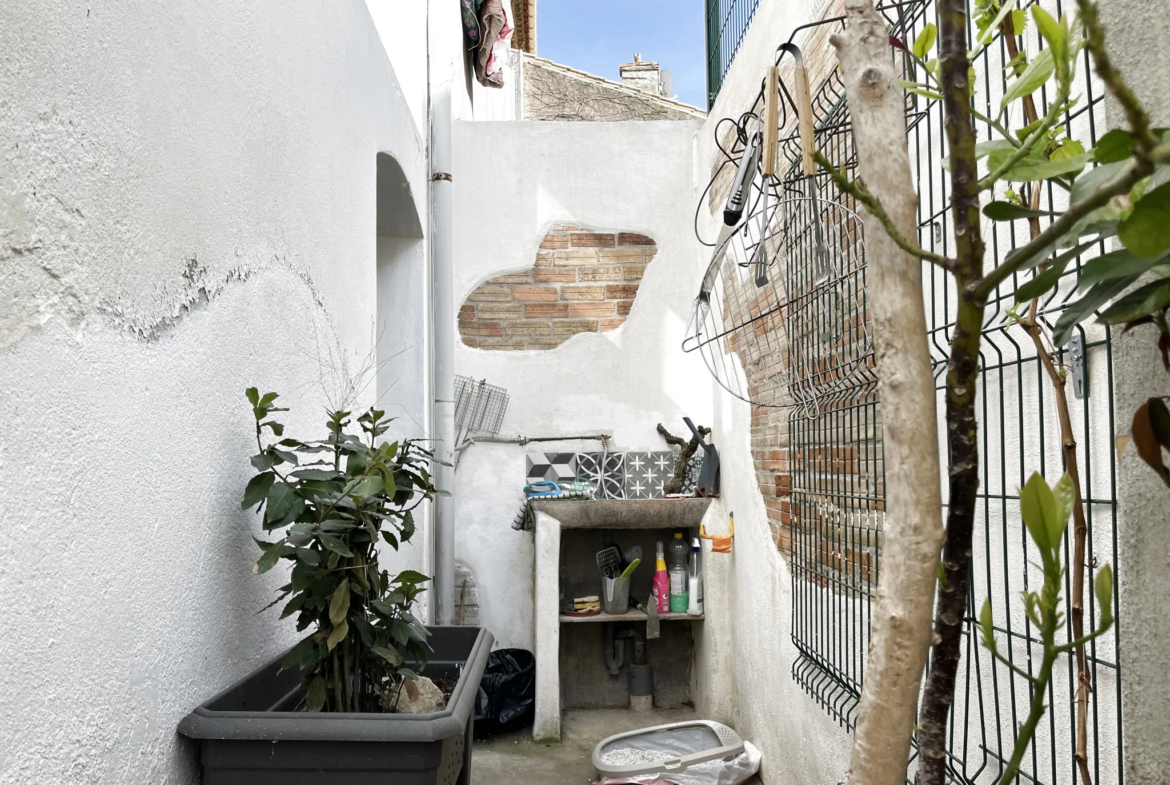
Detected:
left=749, top=65, right=783, bottom=288
left=723, top=129, right=762, bottom=227
left=778, top=43, right=829, bottom=282
left=684, top=417, right=720, bottom=497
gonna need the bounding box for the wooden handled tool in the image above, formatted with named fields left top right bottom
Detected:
left=762, top=66, right=781, bottom=176
left=793, top=63, right=816, bottom=177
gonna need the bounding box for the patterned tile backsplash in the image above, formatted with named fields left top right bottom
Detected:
left=526, top=450, right=700, bottom=499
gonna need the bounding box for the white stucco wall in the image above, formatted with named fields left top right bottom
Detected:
left=695, top=1, right=860, bottom=782
left=366, top=0, right=520, bottom=136
left=0, top=2, right=429, bottom=782
left=450, top=119, right=711, bottom=651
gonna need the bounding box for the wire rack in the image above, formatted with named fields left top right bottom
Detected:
left=684, top=194, right=871, bottom=416
left=453, top=376, right=509, bottom=437
left=710, top=2, right=1125, bottom=784
left=684, top=35, right=890, bottom=414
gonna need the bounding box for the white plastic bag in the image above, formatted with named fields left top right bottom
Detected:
left=597, top=741, right=761, bottom=785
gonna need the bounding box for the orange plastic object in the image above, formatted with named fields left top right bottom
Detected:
left=699, top=512, right=735, bottom=553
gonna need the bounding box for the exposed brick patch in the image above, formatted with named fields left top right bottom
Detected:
left=458, top=320, right=503, bottom=337
left=553, top=319, right=598, bottom=335
left=477, top=303, right=523, bottom=319
left=512, top=286, right=559, bottom=302
left=570, top=301, right=616, bottom=317
left=533, top=268, right=577, bottom=283
left=570, top=232, right=616, bottom=247
left=561, top=285, right=605, bottom=301
left=524, top=303, right=571, bottom=319
left=578, top=266, right=623, bottom=282
left=488, top=273, right=533, bottom=285
left=605, top=284, right=639, bottom=299
left=479, top=337, right=528, bottom=350
left=506, top=320, right=552, bottom=336
left=459, top=224, right=657, bottom=350
left=467, top=286, right=512, bottom=302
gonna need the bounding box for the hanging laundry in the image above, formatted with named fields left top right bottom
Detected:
left=460, top=0, right=484, bottom=45
left=474, top=0, right=513, bottom=88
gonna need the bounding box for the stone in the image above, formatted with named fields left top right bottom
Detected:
left=395, top=676, right=446, bottom=714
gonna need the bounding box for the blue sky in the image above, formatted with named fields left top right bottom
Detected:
left=536, top=0, right=707, bottom=109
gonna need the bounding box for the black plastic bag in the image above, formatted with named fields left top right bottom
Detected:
left=474, top=648, right=535, bottom=737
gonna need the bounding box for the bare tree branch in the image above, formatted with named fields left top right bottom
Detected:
left=816, top=152, right=957, bottom=269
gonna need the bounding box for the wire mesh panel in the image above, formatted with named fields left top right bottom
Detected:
left=783, top=40, right=888, bottom=731
left=683, top=196, right=870, bottom=413
left=453, top=376, right=509, bottom=437
left=899, top=0, right=1123, bottom=782
left=700, top=1, right=1123, bottom=782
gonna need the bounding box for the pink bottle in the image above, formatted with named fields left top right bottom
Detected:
left=652, top=541, right=670, bottom=613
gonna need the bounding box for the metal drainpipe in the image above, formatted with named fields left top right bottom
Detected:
left=430, top=66, right=456, bottom=626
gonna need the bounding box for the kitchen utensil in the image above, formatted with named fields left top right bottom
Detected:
left=602, top=576, right=631, bottom=615
left=723, top=129, right=762, bottom=227
left=619, top=558, right=642, bottom=580
left=779, top=42, right=829, bottom=278
left=596, top=547, right=621, bottom=579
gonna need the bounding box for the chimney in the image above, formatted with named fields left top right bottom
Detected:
left=619, top=53, right=661, bottom=95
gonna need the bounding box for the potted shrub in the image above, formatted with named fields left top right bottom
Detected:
left=178, top=390, right=493, bottom=784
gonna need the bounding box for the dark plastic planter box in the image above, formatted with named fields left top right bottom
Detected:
left=178, top=626, right=493, bottom=785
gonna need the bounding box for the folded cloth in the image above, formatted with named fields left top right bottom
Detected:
left=474, top=0, right=513, bottom=88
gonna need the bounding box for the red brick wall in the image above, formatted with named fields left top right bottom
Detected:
left=459, top=225, right=657, bottom=350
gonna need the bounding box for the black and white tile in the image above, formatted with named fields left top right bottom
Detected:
left=576, top=451, right=626, bottom=499
left=623, top=451, right=675, bottom=499
left=526, top=452, right=577, bottom=488
left=524, top=449, right=703, bottom=500
left=684, top=452, right=704, bottom=495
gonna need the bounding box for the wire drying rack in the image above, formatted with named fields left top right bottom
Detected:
left=454, top=375, right=509, bottom=437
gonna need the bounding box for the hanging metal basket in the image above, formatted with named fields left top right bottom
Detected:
left=683, top=194, right=871, bottom=413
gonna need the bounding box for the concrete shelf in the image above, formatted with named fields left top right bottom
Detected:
left=530, top=498, right=712, bottom=530
left=559, top=609, right=703, bottom=623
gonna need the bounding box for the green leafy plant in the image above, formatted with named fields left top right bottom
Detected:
left=820, top=1, right=1167, bottom=782
left=978, top=472, right=1114, bottom=785
left=242, top=387, right=443, bottom=712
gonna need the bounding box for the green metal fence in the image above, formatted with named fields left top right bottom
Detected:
left=705, top=0, right=763, bottom=109
left=777, top=3, right=1123, bottom=783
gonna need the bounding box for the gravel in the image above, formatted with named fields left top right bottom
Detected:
left=599, top=747, right=677, bottom=767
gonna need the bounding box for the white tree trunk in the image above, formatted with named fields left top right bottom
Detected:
left=829, top=2, right=945, bottom=783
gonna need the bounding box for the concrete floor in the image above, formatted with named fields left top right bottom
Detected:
left=471, top=708, right=763, bottom=785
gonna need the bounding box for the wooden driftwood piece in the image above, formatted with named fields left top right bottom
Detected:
left=656, top=422, right=710, bottom=495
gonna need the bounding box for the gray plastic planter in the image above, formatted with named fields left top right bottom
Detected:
left=178, top=626, right=493, bottom=785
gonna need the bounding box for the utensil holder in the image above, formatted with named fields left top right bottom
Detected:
left=602, top=576, right=630, bottom=615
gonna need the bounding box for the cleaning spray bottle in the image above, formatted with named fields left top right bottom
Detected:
left=687, top=536, right=703, bottom=616
left=669, top=533, right=690, bottom=613
left=652, top=541, right=669, bottom=613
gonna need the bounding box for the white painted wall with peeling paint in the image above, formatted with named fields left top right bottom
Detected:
left=0, top=2, right=429, bottom=782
